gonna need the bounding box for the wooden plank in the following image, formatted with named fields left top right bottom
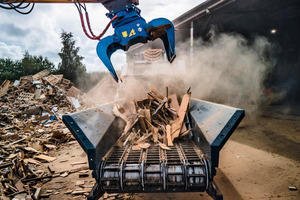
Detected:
left=166, top=125, right=173, bottom=146
left=135, top=132, right=153, bottom=144
left=132, top=145, right=141, bottom=150
left=34, top=187, right=42, bottom=200
left=178, top=92, right=191, bottom=120
left=168, top=94, right=179, bottom=114
left=169, top=93, right=186, bottom=132
left=0, top=80, right=10, bottom=98
left=158, top=142, right=171, bottom=150
left=34, top=154, right=56, bottom=162
left=171, top=92, right=191, bottom=140
left=139, top=142, right=150, bottom=149
left=144, top=109, right=151, bottom=130
left=163, top=128, right=167, bottom=145
left=153, top=127, right=159, bottom=143
left=179, top=129, right=192, bottom=137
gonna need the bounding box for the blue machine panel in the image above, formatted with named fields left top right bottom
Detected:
left=62, top=103, right=126, bottom=170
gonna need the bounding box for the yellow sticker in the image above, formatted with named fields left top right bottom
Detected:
left=129, top=29, right=136, bottom=37
left=122, top=31, right=128, bottom=38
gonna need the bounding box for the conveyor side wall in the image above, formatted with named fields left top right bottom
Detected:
left=190, top=99, right=244, bottom=173
left=62, top=103, right=126, bottom=170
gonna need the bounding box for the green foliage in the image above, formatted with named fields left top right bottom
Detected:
left=0, top=52, right=55, bottom=85
left=57, top=30, right=87, bottom=88
left=21, top=51, right=55, bottom=75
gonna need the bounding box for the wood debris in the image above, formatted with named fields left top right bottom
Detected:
left=0, top=70, right=86, bottom=199
left=112, top=88, right=192, bottom=151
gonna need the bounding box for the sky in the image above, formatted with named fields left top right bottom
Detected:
left=0, top=0, right=204, bottom=72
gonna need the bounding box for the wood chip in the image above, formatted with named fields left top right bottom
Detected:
left=7, top=153, right=17, bottom=159
left=60, top=172, right=68, bottom=177
left=23, top=146, right=39, bottom=153
left=289, top=186, right=297, bottom=190
left=15, top=180, right=24, bottom=192
left=75, top=180, right=85, bottom=186
left=44, top=144, right=56, bottom=149
left=25, top=158, right=42, bottom=166
left=179, top=129, right=192, bottom=137
left=71, top=190, right=87, bottom=195
left=139, top=142, right=151, bottom=149
left=34, top=187, right=41, bottom=200
left=132, top=142, right=151, bottom=150
left=158, top=142, right=171, bottom=150
left=64, top=190, right=73, bottom=194
left=34, top=154, right=56, bottom=162
left=132, top=145, right=141, bottom=150
left=71, top=161, right=87, bottom=166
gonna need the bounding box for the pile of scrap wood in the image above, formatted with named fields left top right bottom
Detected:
left=113, top=88, right=192, bottom=150
left=0, top=70, right=87, bottom=199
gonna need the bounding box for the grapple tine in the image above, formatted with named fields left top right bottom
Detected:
left=148, top=18, right=176, bottom=62
left=96, top=36, right=121, bottom=82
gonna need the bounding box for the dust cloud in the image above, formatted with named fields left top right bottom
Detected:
left=85, top=32, right=273, bottom=112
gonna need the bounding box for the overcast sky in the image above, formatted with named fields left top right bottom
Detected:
left=0, top=0, right=204, bottom=72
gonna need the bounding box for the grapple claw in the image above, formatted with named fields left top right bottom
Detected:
left=96, top=36, right=121, bottom=82
left=96, top=5, right=176, bottom=82
left=147, top=18, right=176, bottom=63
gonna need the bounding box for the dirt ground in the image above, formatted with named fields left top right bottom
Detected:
left=33, top=106, right=299, bottom=200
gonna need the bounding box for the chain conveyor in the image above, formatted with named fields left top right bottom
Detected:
left=100, top=140, right=208, bottom=193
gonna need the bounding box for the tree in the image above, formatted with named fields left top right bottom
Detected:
left=0, top=52, right=55, bottom=85
left=21, top=51, right=55, bottom=75
left=0, top=58, right=21, bottom=83
left=57, top=30, right=87, bottom=87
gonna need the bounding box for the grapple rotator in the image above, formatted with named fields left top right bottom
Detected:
left=97, top=0, right=176, bottom=82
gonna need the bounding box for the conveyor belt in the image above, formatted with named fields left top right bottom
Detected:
left=100, top=140, right=208, bottom=193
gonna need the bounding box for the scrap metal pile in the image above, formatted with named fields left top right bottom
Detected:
left=112, top=88, right=192, bottom=151
left=0, top=70, right=89, bottom=199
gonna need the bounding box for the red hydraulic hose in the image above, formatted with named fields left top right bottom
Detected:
left=79, top=12, right=118, bottom=40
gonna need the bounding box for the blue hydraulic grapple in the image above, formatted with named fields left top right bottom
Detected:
left=96, top=0, right=176, bottom=82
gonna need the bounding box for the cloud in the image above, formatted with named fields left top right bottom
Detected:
left=1, top=23, right=30, bottom=38
left=0, top=1, right=204, bottom=72
left=0, top=42, right=23, bottom=60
